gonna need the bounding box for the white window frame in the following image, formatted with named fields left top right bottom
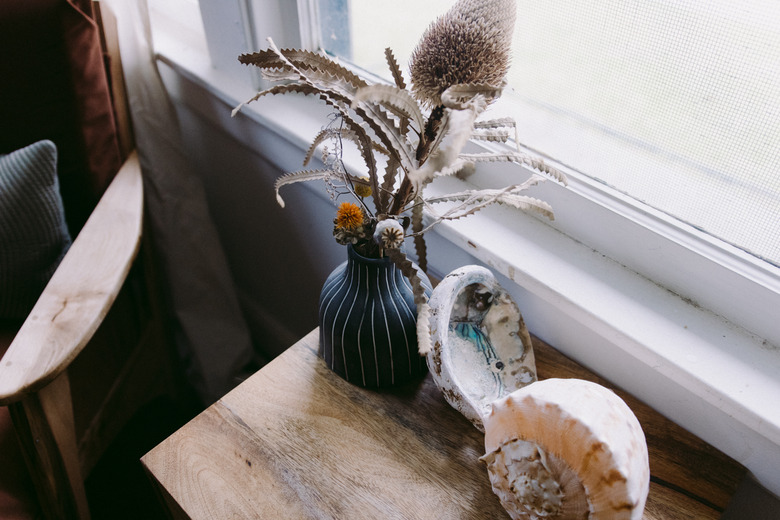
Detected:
left=293, top=0, right=780, bottom=347
left=152, top=0, right=780, bottom=496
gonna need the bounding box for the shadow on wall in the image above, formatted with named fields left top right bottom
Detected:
left=722, top=475, right=780, bottom=520
left=172, top=102, right=345, bottom=364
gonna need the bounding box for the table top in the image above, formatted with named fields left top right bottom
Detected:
left=142, top=329, right=745, bottom=519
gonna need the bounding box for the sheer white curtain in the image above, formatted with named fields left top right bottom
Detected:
left=102, top=0, right=256, bottom=404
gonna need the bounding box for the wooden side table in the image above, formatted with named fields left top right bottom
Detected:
left=142, top=329, right=745, bottom=519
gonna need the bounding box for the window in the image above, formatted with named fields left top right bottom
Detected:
left=317, top=0, right=780, bottom=268
left=156, top=0, right=780, bottom=362
left=305, top=0, right=780, bottom=355
left=149, top=0, right=780, bottom=359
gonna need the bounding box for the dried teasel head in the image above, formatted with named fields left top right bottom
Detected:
left=409, top=0, right=517, bottom=108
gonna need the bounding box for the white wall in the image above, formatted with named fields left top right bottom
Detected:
left=161, top=70, right=341, bottom=360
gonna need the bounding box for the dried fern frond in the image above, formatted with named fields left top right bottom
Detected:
left=409, top=0, right=516, bottom=107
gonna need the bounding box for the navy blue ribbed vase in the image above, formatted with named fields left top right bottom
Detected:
left=319, top=245, right=432, bottom=388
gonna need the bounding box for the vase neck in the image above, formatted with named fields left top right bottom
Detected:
left=347, top=244, right=394, bottom=267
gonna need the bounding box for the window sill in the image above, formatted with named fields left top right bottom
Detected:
left=154, top=39, right=780, bottom=496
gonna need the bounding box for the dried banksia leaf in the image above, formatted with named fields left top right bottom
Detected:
left=385, top=248, right=428, bottom=308
left=304, top=128, right=347, bottom=166
left=274, top=169, right=339, bottom=207
left=232, top=83, right=334, bottom=117
left=470, top=117, right=517, bottom=143
left=304, top=127, right=389, bottom=168
left=410, top=197, right=428, bottom=273
left=441, top=82, right=507, bottom=109
left=385, top=48, right=407, bottom=90
left=407, top=95, right=486, bottom=193
left=380, top=157, right=401, bottom=211
left=353, top=84, right=425, bottom=134
left=409, top=0, right=517, bottom=107
left=470, top=128, right=513, bottom=143
left=238, top=48, right=367, bottom=91
left=429, top=188, right=556, bottom=222
left=459, top=152, right=569, bottom=186
left=385, top=248, right=431, bottom=355
left=473, top=117, right=517, bottom=130
left=416, top=302, right=433, bottom=355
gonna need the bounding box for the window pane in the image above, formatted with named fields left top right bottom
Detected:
left=317, top=0, right=780, bottom=266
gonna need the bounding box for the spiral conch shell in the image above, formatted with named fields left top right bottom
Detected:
left=481, top=378, right=650, bottom=520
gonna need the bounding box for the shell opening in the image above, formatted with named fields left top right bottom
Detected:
left=482, top=439, right=563, bottom=517
left=481, top=438, right=589, bottom=519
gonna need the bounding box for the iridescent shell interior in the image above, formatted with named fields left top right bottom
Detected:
left=427, top=266, right=537, bottom=430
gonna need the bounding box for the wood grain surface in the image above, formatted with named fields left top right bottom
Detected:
left=534, top=339, right=745, bottom=514
left=143, top=329, right=745, bottom=519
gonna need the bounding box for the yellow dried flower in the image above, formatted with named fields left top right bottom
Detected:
left=354, top=183, right=372, bottom=198
left=409, top=0, right=516, bottom=107
left=335, top=202, right=364, bottom=230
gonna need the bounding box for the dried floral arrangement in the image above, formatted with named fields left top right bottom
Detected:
left=232, top=0, right=567, bottom=354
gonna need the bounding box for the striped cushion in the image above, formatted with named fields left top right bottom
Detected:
left=0, top=140, right=71, bottom=319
